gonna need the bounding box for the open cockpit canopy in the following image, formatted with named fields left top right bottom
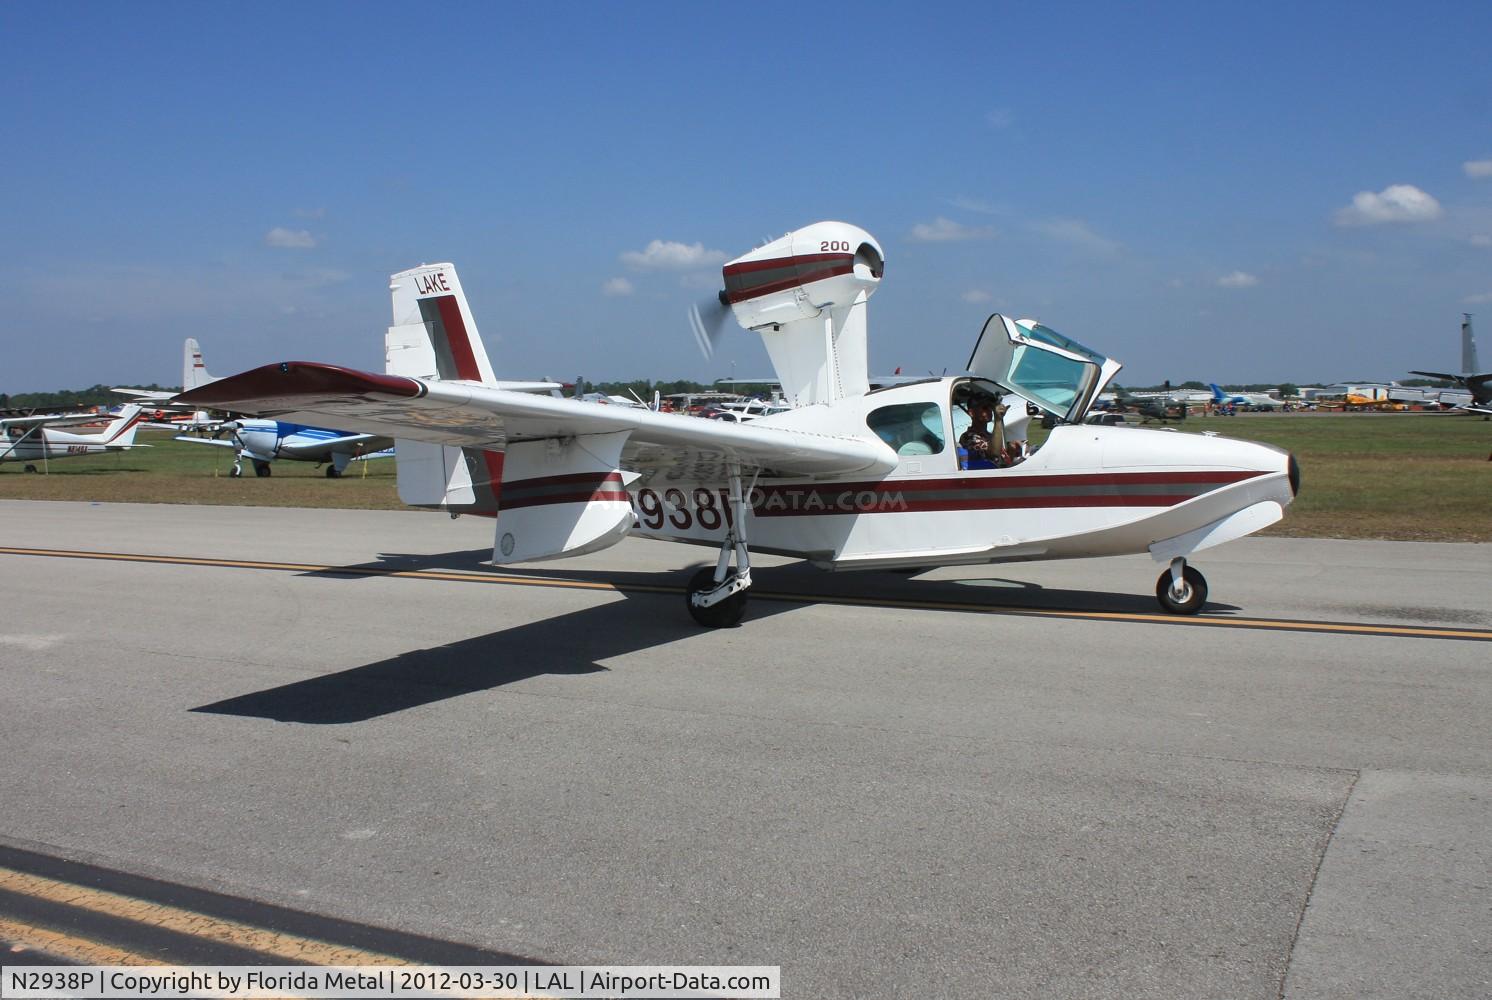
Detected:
left=966, top=315, right=1123, bottom=423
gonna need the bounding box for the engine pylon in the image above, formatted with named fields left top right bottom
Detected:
left=722, top=222, right=883, bottom=407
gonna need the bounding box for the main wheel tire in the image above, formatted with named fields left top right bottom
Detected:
left=1156, top=565, right=1208, bottom=615
left=253, top=462, right=272, bottom=478
left=686, top=566, right=747, bottom=628
left=23, top=464, right=37, bottom=473
left=325, top=465, right=341, bottom=478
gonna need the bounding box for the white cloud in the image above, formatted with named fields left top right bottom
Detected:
left=1217, top=270, right=1259, bottom=288
left=620, top=239, right=727, bottom=270
left=1031, top=218, right=1121, bottom=254
left=949, top=196, right=1000, bottom=215
left=1470, top=234, right=1492, bottom=247
left=264, top=227, right=317, bottom=248
left=1463, top=160, right=1492, bottom=179
left=1464, top=291, right=1492, bottom=304
left=961, top=289, right=993, bottom=303
left=985, top=108, right=1014, bottom=128
left=909, top=217, right=995, bottom=242
left=601, top=277, right=633, bottom=296
left=1333, top=184, right=1443, bottom=226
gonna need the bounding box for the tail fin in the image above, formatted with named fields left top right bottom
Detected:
left=100, top=405, right=146, bottom=446
left=385, top=264, right=502, bottom=514
left=386, top=263, right=498, bottom=384
left=1209, top=383, right=1225, bottom=401
left=1463, top=314, right=1480, bottom=376
left=182, top=338, right=219, bottom=390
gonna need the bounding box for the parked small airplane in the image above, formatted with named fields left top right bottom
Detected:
left=176, top=419, right=397, bottom=478
left=1, top=406, right=147, bottom=471
left=1411, top=314, right=1492, bottom=416
left=176, top=221, right=1299, bottom=624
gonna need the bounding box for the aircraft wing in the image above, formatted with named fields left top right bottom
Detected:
left=173, top=435, right=236, bottom=448
left=176, top=362, right=895, bottom=479
left=112, top=387, right=177, bottom=401
left=1408, top=370, right=1464, bottom=384
left=0, top=413, right=104, bottom=430
left=275, top=433, right=396, bottom=461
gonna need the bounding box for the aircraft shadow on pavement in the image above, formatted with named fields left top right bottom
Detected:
left=191, top=583, right=795, bottom=725
left=298, top=548, right=1239, bottom=618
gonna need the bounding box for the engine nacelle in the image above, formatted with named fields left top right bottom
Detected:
left=723, top=222, right=883, bottom=407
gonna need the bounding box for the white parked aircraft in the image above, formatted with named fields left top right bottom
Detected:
left=177, top=221, right=1299, bottom=625
left=1, top=406, right=147, bottom=471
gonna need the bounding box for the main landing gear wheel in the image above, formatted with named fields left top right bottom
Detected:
left=325, top=465, right=341, bottom=478
left=686, top=567, right=748, bottom=628
left=253, top=461, right=272, bottom=478
left=1156, top=564, right=1208, bottom=615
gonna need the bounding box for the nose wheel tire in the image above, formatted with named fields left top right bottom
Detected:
left=1156, top=565, right=1208, bottom=615
left=686, top=567, right=748, bottom=628
left=229, top=465, right=243, bottom=478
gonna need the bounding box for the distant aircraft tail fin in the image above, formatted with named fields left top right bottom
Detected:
left=182, top=338, right=219, bottom=390
left=1209, top=383, right=1225, bottom=401
left=99, top=405, right=146, bottom=446
left=1463, top=314, right=1480, bottom=376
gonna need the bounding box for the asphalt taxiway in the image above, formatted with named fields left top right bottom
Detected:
left=1, top=500, right=1488, bottom=998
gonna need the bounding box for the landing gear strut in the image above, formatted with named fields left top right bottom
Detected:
left=686, top=463, right=756, bottom=627
left=1156, top=557, right=1207, bottom=615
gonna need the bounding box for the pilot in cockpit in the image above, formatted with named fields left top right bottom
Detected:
left=957, top=391, right=1024, bottom=470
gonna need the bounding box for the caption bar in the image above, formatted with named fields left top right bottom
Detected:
left=0, top=966, right=780, bottom=999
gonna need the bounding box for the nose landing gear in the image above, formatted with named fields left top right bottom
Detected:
left=1156, top=557, right=1208, bottom=615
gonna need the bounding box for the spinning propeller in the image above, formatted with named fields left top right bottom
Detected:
left=688, top=290, right=731, bottom=360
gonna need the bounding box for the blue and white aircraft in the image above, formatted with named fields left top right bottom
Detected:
left=178, top=418, right=395, bottom=478
left=1209, top=384, right=1281, bottom=411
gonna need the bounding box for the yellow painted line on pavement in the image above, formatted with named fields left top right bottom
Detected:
left=0, top=913, right=148, bottom=966
left=2, top=545, right=1489, bottom=642
left=0, top=865, right=404, bottom=967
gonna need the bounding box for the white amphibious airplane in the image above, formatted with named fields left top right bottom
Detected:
left=176, top=221, right=1300, bottom=625
left=1, top=405, right=147, bottom=471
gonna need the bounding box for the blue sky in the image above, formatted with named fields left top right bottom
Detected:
left=4, top=2, right=1491, bottom=393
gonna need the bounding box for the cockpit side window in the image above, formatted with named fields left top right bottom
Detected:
left=867, top=402, right=945, bottom=456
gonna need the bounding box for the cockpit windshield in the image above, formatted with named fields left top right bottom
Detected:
left=966, top=315, right=1122, bottom=423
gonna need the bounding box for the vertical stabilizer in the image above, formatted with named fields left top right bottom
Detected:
left=100, top=405, right=146, bottom=446
left=385, top=263, right=503, bottom=514
left=386, top=263, right=498, bottom=384
left=1463, top=314, right=1479, bottom=376
left=182, top=338, right=218, bottom=390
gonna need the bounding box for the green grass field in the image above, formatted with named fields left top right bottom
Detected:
left=2, top=414, right=1488, bottom=541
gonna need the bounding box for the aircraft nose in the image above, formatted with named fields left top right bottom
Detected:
left=1288, top=453, right=1301, bottom=497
